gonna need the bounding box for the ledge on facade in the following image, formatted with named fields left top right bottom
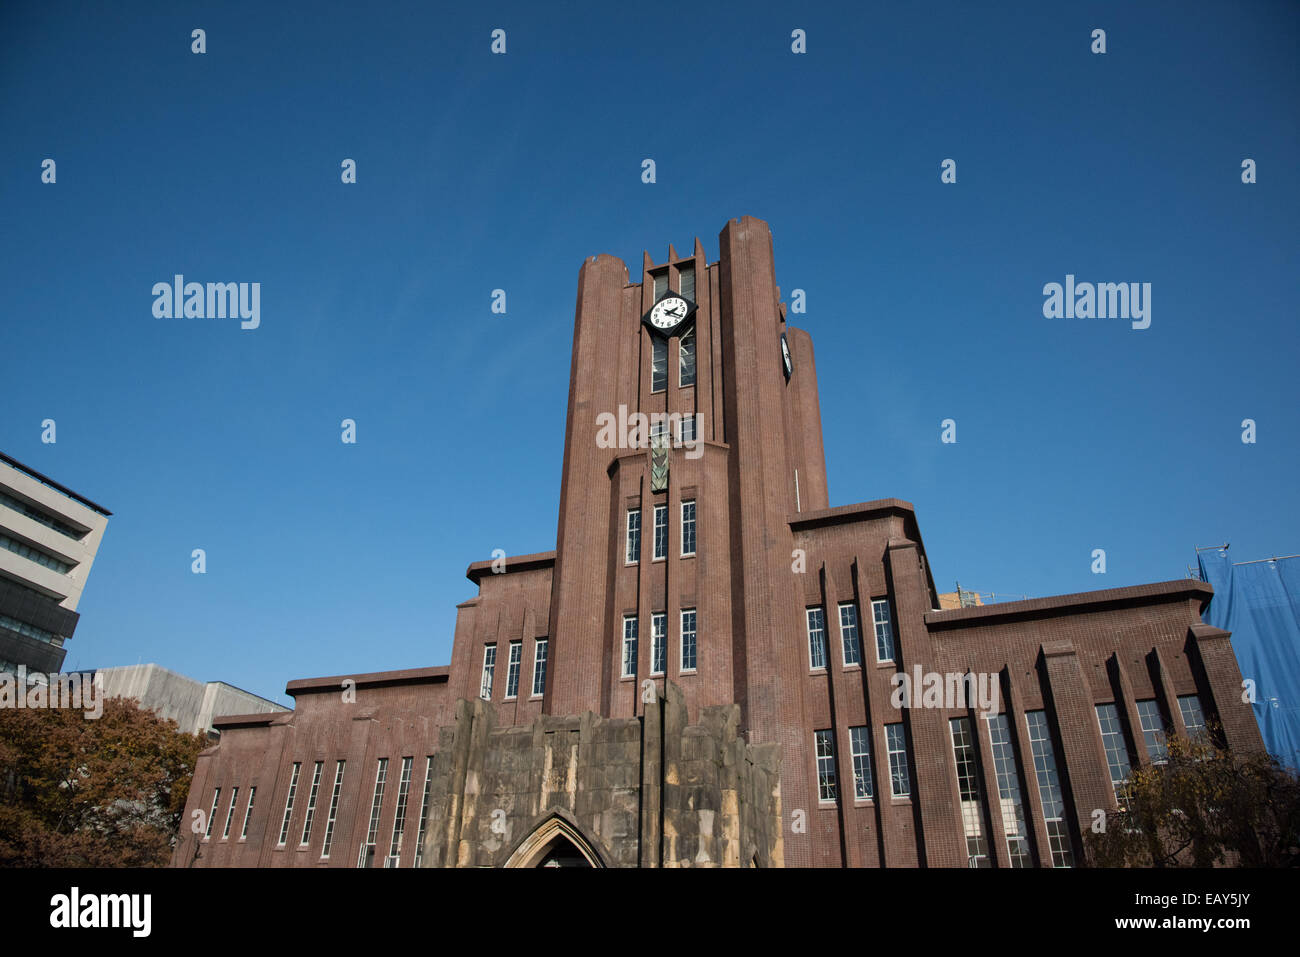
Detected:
left=924, top=579, right=1214, bottom=630
left=1189, top=621, right=1232, bottom=642
left=466, top=550, right=556, bottom=584
left=285, top=666, right=450, bottom=697
left=788, top=498, right=916, bottom=531
left=211, top=711, right=287, bottom=731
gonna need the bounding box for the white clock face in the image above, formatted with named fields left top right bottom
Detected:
left=649, top=296, right=689, bottom=330
left=781, top=334, right=793, bottom=374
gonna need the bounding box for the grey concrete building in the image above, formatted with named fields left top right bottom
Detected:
left=95, top=663, right=288, bottom=737
left=0, top=452, right=110, bottom=675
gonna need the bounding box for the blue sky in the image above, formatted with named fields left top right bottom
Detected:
left=1, top=1, right=1296, bottom=706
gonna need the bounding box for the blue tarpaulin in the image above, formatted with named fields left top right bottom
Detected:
left=1197, top=549, right=1300, bottom=770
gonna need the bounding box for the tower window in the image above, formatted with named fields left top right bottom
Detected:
left=681, top=500, right=696, bottom=556
left=653, top=504, right=668, bottom=560
left=480, top=644, right=496, bottom=700
left=849, top=726, right=874, bottom=800
left=320, top=761, right=345, bottom=859
left=839, top=603, right=862, bottom=666
left=1136, top=699, right=1168, bottom=763
left=505, top=641, right=522, bottom=698
left=651, top=613, right=666, bottom=675
left=532, top=638, right=548, bottom=697
left=621, top=616, right=638, bottom=677
left=678, top=262, right=695, bottom=301
left=626, top=508, right=641, bottom=564
left=680, top=609, right=697, bottom=671
left=653, top=271, right=668, bottom=300
left=651, top=338, right=667, bottom=393
left=872, top=599, right=895, bottom=662
left=807, top=607, right=827, bottom=670
left=679, top=326, right=696, bottom=387
left=886, top=723, right=912, bottom=799
left=815, top=729, right=837, bottom=802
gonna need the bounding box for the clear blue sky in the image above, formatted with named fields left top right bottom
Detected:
left=2, top=1, right=1296, bottom=706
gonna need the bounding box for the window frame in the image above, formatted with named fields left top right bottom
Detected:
left=621, top=615, right=638, bottom=678
left=625, top=508, right=641, bottom=564
left=531, top=638, right=548, bottom=698
left=652, top=503, right=668, bottom=561
left=679, top=325, right=696, bottom=387
left=807, top=607, right=828, bottom=670
left=885, top=723, right=912, bottom=799
left=838, top=602, right=862, bottom=667
left=815, top=729, right=838, bottom=803
left=505, top=640, right=522, bottom=699
left=479, top=644, right=497, bottom=700
left=849, top=725, right=874, bottom=801
left=680, top=499, right=697, bottom=557
left=871, top=598, right=896, bottom=662
left=680, top=609, right=697, bottom=672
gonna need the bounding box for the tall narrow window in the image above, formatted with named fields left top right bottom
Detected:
left=987, top=714, right=1031, bottom=866
left=651, top=338, right=667, bottom=393
left=205, top=787, right=221, bottom=840
left=872, top=599, right=895, bottom=661
left=950, top=718, right=991, bottom=867
left=413, top=757, right=433, bottom=867
left=678, top=262, right=695, bottom=301
left=807, top=607, right=827, bottom=669
left=358, top=757, right=389, bottom=868
left=388, top=756, right=414, bottom=864
left=886, top=723, right=912, bottom=799
left=839, top=602, right=862, bottom=666
left=299, top=761, right=323, bottom=846
left=681, top=500, right=696, bottom=556
left=222, top=786, right=239, bottom=840
left=1178, top=694, right=1207, bottom=744
left=653, top=504, right=668, bottom=560
left=653, top=271, right=668, bottom=300
left=626, top=508, right=641, bottom=564
left=1136, top=699, right=1168, bottom=763
left=680, top=609, right=697, bottom=671
left=815, top=729, right=837, bottom=801
left=240, top=786, right=256, bottom=841
left=277, top=764, right=300, bottom=846
left=320, top=760, right=345, bottom=859
left=532, top=638, right=548, bottom=696
left=679, top=326, right=696, bottom=387
left=650, top=613, right=666, bottom=675
left=621, top=615, right=638, bottom=677
left=505, top=641, right=522, bottom=698
left=1096, top=703, right=1133, bottom=803
left=849, top=726, right=874, bottom=800
left=679, top=414, right=697, bottom=444
left=1026, top=711, right=1074, bottom=867
left=479, top=644, right=496, bottom=700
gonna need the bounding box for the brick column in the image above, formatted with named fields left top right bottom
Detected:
left=1039, top=641, right=1114, bottom=844
left=885, top=539, right=963, bottom=867
left=1189, top=623, right=1265, bottom=753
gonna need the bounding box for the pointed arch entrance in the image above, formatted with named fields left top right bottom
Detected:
left=503, top=811, right=609, bottom=868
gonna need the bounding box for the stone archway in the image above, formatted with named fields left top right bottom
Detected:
left=503, top=811, right=609, bottom=868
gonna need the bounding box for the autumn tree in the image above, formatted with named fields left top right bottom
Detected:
left=1084, top=723, right=1300, bottom=868
left=0, top=695, right=208, bottom=867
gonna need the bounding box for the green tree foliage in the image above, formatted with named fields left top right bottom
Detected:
left=0, top=695, right=208, bottom=867
left=1084, top=725, right=1300, bottom=868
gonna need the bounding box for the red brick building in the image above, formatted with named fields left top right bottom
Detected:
left=172, top=216, right=1262, bottom=868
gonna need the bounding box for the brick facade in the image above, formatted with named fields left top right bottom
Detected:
left=172, top=216, right=1263, bottom=868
